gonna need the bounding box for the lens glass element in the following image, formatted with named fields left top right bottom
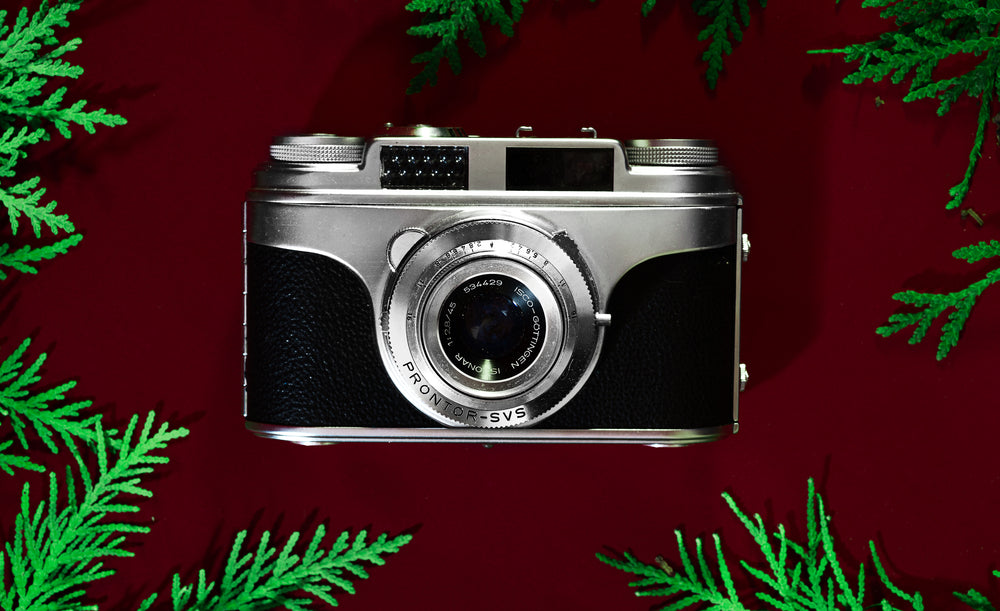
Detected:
left=438, top=274, right=546, bottom=382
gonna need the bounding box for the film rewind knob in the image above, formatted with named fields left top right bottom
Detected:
left=624, top=139, right=718, bottom=167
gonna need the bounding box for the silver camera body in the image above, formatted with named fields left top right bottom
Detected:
left=243, top=126, right=747, bottom=445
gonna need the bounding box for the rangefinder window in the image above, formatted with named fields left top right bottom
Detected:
left=505, top=147, right=614, bottom=191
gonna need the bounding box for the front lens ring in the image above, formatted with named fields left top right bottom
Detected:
left=421, top=258, right=564, bottom=399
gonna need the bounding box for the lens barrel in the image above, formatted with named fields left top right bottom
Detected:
left=437, top=273, right=547, bottom=383
left=420, top=258, right=563, bottom=400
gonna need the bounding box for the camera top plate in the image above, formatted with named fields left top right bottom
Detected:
left=251, top=126, right=738, bottom=200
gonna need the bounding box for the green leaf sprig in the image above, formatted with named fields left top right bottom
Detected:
left=813, top=1, right=1000, bottom=359
left=690, top=0, right=768, bottom=90
left=0, top=0, right=126, bottom=278
left=404, top=0, right=766, bottom=93
left=0, top=412, right=189, bottom=610
left=0, top=233, right=81, bottom=280
left=811, top=0, right=1000, bottom=212
left=139, top=527, right=412, bottom=611
left=0, top=337, right=108, bottom=476
left=404, top=0, right=526, bottom=94
left=598, top=479, right=925, bottom=611
left=957, top=573, right=1000, bottom=611
left=876, top=239, right=1000, bottom=359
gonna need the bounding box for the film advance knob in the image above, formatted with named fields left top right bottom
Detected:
left=269, top=135, right=365, bottom=163
left=624, top=139, right=718, bottom=167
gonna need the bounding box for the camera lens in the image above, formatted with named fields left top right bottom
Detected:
left=456, top=291, right=523, bottom=356
left=438, top=274, right=545, bottom=382
left=386, top=221, right=602, bottom=426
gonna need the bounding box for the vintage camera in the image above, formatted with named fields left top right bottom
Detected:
left=243, top=125, right=748, bottom=445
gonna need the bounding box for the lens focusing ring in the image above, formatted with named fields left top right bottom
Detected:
left=382, top=219, right=601, bottom=428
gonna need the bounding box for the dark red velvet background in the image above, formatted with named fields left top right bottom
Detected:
left=2, top=0, right=999, bottom=608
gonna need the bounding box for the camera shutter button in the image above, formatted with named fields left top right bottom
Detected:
left=269, top=135, right=365, bottom=163
left=624, top=139, right=718, bottom=167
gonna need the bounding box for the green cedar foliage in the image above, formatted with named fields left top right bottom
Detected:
left=0, top=233, right=82, bottom=280
left=696, top=0, right=768, bottom=90
left=956, top=573, right=1000, bottom=611
left=813, top=2, right=1000, bottom=359
left=0, top=337, right=105, bottom=476
left=646, top=0, right=768, bottom=90
left=404, top=0, right=766, bottom=93
left=0, top=1, right=126, bottom=279
left=138, top=527, right=413, bottom=611
left=0, top=412, right=189, bottom=611
left=876, top=239, right=1000, bottom=360
left=405, top=0, right=527, bottom=94
left=810, top=0, right=1000, bottom=212
left=597, top=479, right=927, bottom=611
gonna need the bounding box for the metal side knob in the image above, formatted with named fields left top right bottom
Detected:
left=270, top=135, right=365, bottom=163
left=624, top=139, right=718, bottom=167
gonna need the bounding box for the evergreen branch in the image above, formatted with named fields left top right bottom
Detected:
left=16, top=88, right=127, bottom=139
left=870, top=542, right=924, bottom=610
left=953, top=239, right=1000, bottom=263
left=0, top=0, right=126, bottom=243
left=404, top=1, right=767, bottom=93
left=946, top=72, right=995, bottom=209
left=811, top=1, right=1000, bottom=212
left=1, top=175, right=73, bottom=237
left=691, top=0, right=767, bottom=90
left=0, top=233, right=82, bottom=280
left=598, top=479, right=926, bottom=611
left=0, top=336, right=114, bottom=477
left=140, top=526, right=413, bottom=611
left=0, top=412, right=189, bottom=610
left=0, top=439, right=43, bottom=476
left=596, top=541, right=748, bottom=610
left=876, top=240, right=1000, bottom=359
left=955, top=571, right=1000, bottom=611
left=0, top=126, right=44, bottom=179
left=405, top=0, right=526, bottom=94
